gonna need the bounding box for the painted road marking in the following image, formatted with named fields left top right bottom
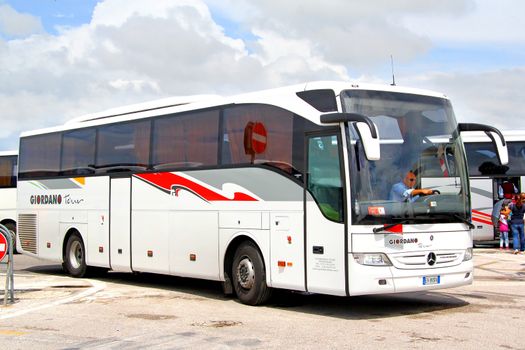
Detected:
left=0, top=279, right=105, bottom=320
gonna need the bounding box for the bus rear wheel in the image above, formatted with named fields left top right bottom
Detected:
left=232, top=241, right=272, bottom=305
left=63, top=233, right=87, bottom=277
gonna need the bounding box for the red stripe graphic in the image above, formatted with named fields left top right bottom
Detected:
left=135, top=172, right=258, bottom=202
left=385, top=224, right=403, bottom=234
left=472, top=209, right=491, bottom=218
left=472, top=217, right=493, bottom=226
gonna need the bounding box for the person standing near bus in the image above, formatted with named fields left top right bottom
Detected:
left=499, top=205, right=510, bottom=251
left=509, top=195, right=525, bottom=254
left=498, top=179, right=518, bottom=199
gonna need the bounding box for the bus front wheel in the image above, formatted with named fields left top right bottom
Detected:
left=63, top=233, right=88, bottom=278
left=232, top=241, right=272, bottom=305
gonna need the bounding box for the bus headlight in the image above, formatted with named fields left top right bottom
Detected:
left=353, top=253, right=392, bottom=266
left=463, top=248, right=473, bottom=261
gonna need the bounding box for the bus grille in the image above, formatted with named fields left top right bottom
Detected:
left=18, top=214, right=37, bottom=254
left=390, top=251, right=463, bottom=269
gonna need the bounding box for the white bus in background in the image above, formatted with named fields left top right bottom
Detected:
left=16, top=81, right=507, bottom=305
left=463, top=130, right=525, bottom=242
left=0, top=150, right=18, bottom=247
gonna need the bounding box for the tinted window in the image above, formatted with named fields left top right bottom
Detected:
left=297, top=89, right=337, bottom=112
left=308, top=135, right=343, bottom=222
left=0, top=156, right=17, bottom=188
left=222, top=105, right=297, bottom=176
left=96, top=120, right=151, bottom=172
left=19, top=133, right=61, bottom=178
left=61, top=128, right=96, bottom=175
left=507, top=142, right=525, bottom=175
left=152, top=110, right=219, bottom=169
left=464, top=142, right=507, bottom=176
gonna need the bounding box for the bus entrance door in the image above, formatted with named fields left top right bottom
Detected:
left=109, top=176, right=132, bottom=272
left=305, top=133, right=347, bottom=296
left=470, top=177, right=496, bottom=241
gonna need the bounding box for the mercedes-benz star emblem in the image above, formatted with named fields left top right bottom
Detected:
left=427, top=252, right=437, bottom=266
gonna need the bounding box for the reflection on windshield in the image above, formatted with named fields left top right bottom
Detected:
left=342, top=90, right=470, bottom=225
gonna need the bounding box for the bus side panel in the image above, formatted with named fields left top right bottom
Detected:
left=0, top=187, right=17, bottom=223
left=39, top=210, right=61, bottom=261
left=170, top=211, right=219, bottom=279
left=132, top=211, right=170, bottom=274
left=109, top=177, right=132, bottom=272
left=305, top=199, right=346, bottom=296
left=131, top=175, right=171, bottom=274
left=269, top=211, right=305, bottom=291
left=85, top=177, right=110, bottom=268
left=470, top=178, right=495, bottom=241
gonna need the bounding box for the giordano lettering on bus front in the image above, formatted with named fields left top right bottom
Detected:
left=29, top=194, right=84, bottom=205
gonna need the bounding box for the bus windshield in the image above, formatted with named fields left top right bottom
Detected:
left=342, top=90, right=470, bottom=225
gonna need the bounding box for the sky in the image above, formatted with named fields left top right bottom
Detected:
left=0, top=0, right=524, bottom=150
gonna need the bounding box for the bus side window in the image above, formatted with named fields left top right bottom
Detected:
left=0, top=156, right=17, bottom=188
left=19, top=133, right=61, bottom=179
left=222, top=104, right=295, bottom=170
left=152, top=110, right=219, bottom=169
left=61, top=128, right=96, bottom=175
left=96, top=120, right=151, bottom=172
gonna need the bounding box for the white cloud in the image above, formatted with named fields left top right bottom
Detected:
left=0, top=0, right=523, bottom=150
left=0, top=4, right=44, bottom=38
left=405, top=68, right=525, bottom=129
left=0, top=0, right=265, bottom=149
left=399, top=0, right=525, bottom=45
left=206, top=0, right=470, bottom=68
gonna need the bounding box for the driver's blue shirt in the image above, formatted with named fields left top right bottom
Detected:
left=389, top=182, right=419, bottom=202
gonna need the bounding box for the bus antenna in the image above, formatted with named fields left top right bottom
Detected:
left=390, top=55, right=396, bottom=86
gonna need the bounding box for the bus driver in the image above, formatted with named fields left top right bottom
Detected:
left=389, top=170, right=433, bottom=202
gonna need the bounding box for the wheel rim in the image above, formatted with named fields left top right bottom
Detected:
left=236, top=256, right=255, bottom=290
left=69, top=240, right=83, bottom=269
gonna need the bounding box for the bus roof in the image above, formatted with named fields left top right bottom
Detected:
left=20, top=81, right=449, bottom=138
left=0, top=150, right=17, bottom=156
left=461, top=130, right=525, bottom=143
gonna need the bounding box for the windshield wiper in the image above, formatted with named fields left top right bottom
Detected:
left=412, top=213, right=475, bottom=229
left=453, top=214, right=475, bottom=229
left=373, top=220, right=409, bottom=234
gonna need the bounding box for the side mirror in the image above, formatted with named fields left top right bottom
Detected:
left=458, top=123, right=508, bottom=165
left=320, top=112, right=380, bottom=160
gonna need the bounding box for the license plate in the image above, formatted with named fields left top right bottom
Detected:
left=422, top=275, right=440, bottom=285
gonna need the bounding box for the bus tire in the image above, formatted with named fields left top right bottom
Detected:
left=63, top=233, right=88, bottom=278
left=232, top=241, right=272, bottom=305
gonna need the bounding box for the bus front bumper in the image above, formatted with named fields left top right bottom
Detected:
left=347, top=256, right=473, bottom=296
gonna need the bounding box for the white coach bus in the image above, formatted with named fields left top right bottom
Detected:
left=0, top=150, right=18, bottom=244
left=462, top=130, right=525, bottom=242
left=16, top=81, right=507, bottom=305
